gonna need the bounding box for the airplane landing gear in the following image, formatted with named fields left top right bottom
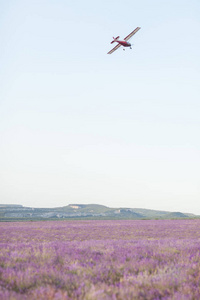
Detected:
left=123, top=48, right=125, bottom=51
left=130, top=47, right=132, bottom=49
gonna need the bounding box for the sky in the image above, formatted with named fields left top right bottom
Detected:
left=0, top=0, right=200, bottom=214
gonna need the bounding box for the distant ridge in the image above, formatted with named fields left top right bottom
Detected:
left=0, top=204, right=23, bottom=207
left=163, top=212, right=189, bottom=219
left=0, top=204, right=198, bottom=221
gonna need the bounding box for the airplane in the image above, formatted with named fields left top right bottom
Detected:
left=107, top=27, right=141, bottom=54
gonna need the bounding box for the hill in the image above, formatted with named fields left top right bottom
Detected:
left=162, top=212, right=189, bottom=219
left=0, top=204, right=198, bottom=221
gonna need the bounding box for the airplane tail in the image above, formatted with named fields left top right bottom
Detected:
left=111, top=36, right=120, bottom=44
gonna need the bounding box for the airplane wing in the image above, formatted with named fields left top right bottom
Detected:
left=124, top=27, right=141, bottom=41
left=107, top=43, right=121, bottom=54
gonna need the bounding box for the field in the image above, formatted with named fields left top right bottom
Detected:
left=1, top=220, right=200, bottom=299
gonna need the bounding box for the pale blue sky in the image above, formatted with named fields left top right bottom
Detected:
left=0, top=0, right=200, bottom=213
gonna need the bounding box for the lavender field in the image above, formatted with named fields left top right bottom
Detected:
left=1, top=220, right=200, bottom=299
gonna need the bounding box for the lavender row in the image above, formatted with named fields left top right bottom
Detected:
left=0, top=220, right=200, bottom=299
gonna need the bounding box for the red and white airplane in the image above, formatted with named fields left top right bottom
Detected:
left=107, top=27, right=141, bottom=54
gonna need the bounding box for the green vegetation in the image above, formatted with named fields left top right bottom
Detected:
left=0, top=204, right=199, bottom=222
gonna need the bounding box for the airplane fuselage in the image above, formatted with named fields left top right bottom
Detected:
left=117, top=40, right=131, bottom=47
